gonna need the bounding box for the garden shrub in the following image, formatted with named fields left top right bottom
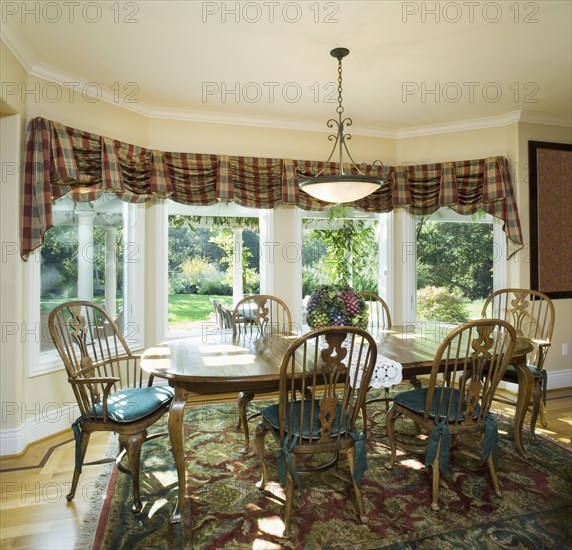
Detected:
left=169, top=273, right=197, bottom=294
left=199, top=273, right=232, bottom=295
left=417, top=286, right=469, bottom=322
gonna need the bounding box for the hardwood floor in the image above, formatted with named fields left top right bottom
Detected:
left=1, top=388, right=570, bottom=550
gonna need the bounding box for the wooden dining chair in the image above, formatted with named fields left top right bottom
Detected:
left=481, top=288, right=555, bottom=444
left=232, top=294, right=293, bottom=451
left=212, top=299, right=232, bottom=329
left=359, top=292, right=394, bottom=429
left=359, top=292, right=392, bottom=331
left=255, top=326, right=378, bottom=537
left=48, top=301, right=174, bottom=513
left=386, top=319, right=516, bottom=511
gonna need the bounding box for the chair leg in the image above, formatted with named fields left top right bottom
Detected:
left=237, top=391, right=254, bottom=452
left=361, top=402, right=368, bottom=437
left=486, top=453, right=502, bottom=498
left=529, top=379, right=543, bottom=444
left=254, top=421, right=269, bottom=490
left=119, top=430, right=147, bottom=514
left=385, top=406, right=398, bottom=469
left=347, top=446, right=367, bottom=524
left=430, top=438, right=442, bottom=512
left=539, top=401, right=548, bottom=428
left=283, top=455, right=296, bottom=538
left=66, top=431, right=91, bottom=502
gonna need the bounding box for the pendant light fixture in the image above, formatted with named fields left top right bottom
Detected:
left=299, top=47, right=385, bottom=203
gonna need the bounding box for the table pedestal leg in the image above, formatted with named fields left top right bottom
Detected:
left=238, top=391, right=254, bottom=453
left=513, top=362, right=534, bottom=459
left=168, top=390, right=187, bottom=524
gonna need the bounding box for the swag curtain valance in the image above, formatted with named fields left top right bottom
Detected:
left=21, top=117, right=523, bottom=259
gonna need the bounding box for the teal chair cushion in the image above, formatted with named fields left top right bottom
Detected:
left=260, top=399, right=348, bottom=439
left=395, top=387, right=479, bottom=422
left=92, top=385, right=174, bottom=423
left=503, top=363, right=543, bottom=380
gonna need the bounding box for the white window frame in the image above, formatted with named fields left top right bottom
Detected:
left=378, top=211, right=394, bottom=315
left=26, top=202, right=145, bottom=377
left=402, top=208, right=507, bottom=323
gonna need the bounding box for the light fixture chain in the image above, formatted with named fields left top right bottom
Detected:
left=337, top=58, right=344, bottom=115
left=298, top=46, right=384, bottom=203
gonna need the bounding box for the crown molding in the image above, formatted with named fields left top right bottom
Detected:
left=1, top=21, right=35, bottom=72
left=394, top=111, right=571, bottom=138
left=518, top=110, right=572, bottom=127
left=396, top=111, right=526, bottom=138
left=3, top=30, right=570, bottom=138
left=29, top=61, right=153, bottom=117
left=146, top=106, right=398, bottom=138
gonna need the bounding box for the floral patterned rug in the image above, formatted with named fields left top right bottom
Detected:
left=87, top=394, right=572, bottom=549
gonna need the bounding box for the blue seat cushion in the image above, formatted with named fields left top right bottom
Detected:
left=92, top=385, right=174, bottom=423
left=260, top=399, right=348, bottom=439
left=503, top=363, right=543, bottom=381
left=394, top=387, right=479, bottom=422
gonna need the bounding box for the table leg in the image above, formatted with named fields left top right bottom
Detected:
left=512, top=360, right=534, bottom=459
left=168, top=388, right=187, bottom=524
left=408, top=375, right=422, bottom=389
left=238, top=391, right=254, bottom=453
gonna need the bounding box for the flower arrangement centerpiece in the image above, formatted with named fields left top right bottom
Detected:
left=306, top=285, right=368, bottom=329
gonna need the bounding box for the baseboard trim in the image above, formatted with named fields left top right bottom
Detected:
left=498, top=368, right=571, bottom=393
left=0, top=404, right=79, bottom=457
left=546, top=369, right=572, bottom=390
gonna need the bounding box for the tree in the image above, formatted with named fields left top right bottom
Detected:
left=416, top=215, right=493, bottom=300
left=209, top=229, right=260, bottom=294
left=304, top=206, right=378, bottom=292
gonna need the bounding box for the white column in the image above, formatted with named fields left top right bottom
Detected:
left=272, top=207, right=302, bottom=329
left=378, top=212, right=394, bottom=312
left=77, top=211, right=96, bottom=302
left=258, top=210, right=274, bottom=296
left=232, top=228, right=243, bottom=305
left=104, top=226, right=117, bottom=317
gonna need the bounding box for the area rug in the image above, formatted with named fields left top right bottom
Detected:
left=83, top=394, right=572, bottom=549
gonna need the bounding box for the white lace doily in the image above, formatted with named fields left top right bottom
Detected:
left=369, top=354, right=403, bottom=388
left=350, top=354, right=403, bottom=389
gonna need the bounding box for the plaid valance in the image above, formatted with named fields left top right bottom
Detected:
left=21, top=117, right=523, bottom=259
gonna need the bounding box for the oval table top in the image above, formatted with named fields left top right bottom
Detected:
left=140, top=324, right=533, bottom=390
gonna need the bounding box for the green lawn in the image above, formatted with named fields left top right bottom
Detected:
left=41, top=297, right=123, bottom=314
left=168, top=294, right=231, bottom=325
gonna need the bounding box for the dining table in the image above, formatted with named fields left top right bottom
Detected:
left=140, top=322, right=533, bottom=524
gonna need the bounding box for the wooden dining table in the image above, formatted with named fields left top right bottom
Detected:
left=140, top=323, right=532, bottom=524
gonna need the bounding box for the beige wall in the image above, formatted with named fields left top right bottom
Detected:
left=1, top=41, right=570, bottom=452
left=0, top=41, right=149, bottom=444
left=147, top=117, right=396, bottom=162
left=514, top=123, right=572, bottom=381
left=1, top=43, right=29, bottom=433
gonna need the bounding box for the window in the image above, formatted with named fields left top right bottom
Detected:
left=29, top=195, right=145, bottom=376
left=405, top=208, right=505, bottom=324
left=164, top=200, right=261, bottom=337
left=301, top=208, right=391, bottom=321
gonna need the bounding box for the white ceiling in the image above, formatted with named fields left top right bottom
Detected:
left=2, top=0, right=571, bottom=135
